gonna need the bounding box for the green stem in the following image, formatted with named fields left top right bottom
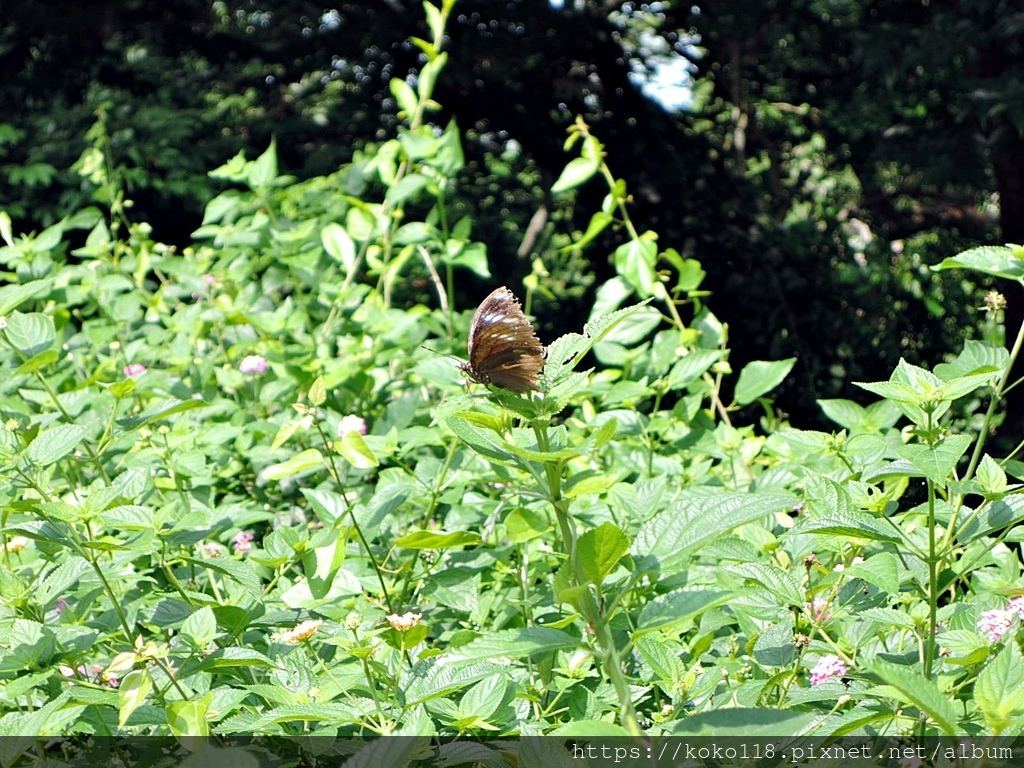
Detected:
left=531, top=419, right=643, bottom=735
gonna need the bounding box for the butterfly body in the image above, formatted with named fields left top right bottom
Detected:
left=460, top=287, right=545, bottom=393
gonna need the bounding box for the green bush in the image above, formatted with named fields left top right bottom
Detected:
left=2, top=1, right=1024, bottom=751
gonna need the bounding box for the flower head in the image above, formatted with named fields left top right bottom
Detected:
left=386, top=612, right=422, bottom=632
left=124, top=363, right=147, bottom=378
left=4, top=536, right=29, bottom=553
left=338, top=414, right=368, bottom=437
left=1007, top=596, right=1024, bottom=620
left=203, top=542, right=224, bottom=558
left=232, top=531, right=255, bottom=554
left=280, top=619, right=323, bottom=644
left=807, top=597, right=831, bottom=622
left=239, top=355, right=268, bottom=375
left=810, top=654, right=848, bottom=686
left=978, top=608, right=1014, bottom=643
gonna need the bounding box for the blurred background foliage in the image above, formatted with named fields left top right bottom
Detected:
left=1, top=0, right=1020, bottom=433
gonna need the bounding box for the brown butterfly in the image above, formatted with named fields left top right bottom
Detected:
left=459, top=286, right=545, bottom=393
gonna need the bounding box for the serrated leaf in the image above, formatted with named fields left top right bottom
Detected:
left=634, top=492, right=797, bottom=569
left=118, top=670, right=152, bottom=727
left=184, top=557, right=262, bottom=598
left=116, top=397, right=208, bottom=430
left=845, top=552, right=900, bottom=595
left=403, top=659, right=506, bottom=706
left=976, top=454, right=1008, bottom=495
left=166, top=693, right=212, bottom=736
left=959, top=494, right=1024, bottom=542
left=448, top=628, right=579, bottom=664
left=734, top=358, right=796, bottom=405
left=818, top=399, right=867, bottom=431
left=752, top=616, right=796, bottom=668
left=26, top=423, right=86, bottom=467
left=341, top=737, right=430, bottom=768
left=577, top=522, right=630, bottom=586
left=336, top=431, right=378, bottom=468
left=0, top=280, right=51, bottom=316
left=4, top=311, right=56, bottom=358
left=636, top=587, right=734, bottom=635
left=974, top=643, right=1024, bottom=734
left=728, top=563, right=802, bottom=605
left=181, top=606, right=218, bottom=647
left=667, top=708, right=822, bottom=736
left=868, top=659, right=959, bottom=735
left=260, top=448, right=324, bottom=481
left=896, top=435, right=972, bottom=485
left=394, top=530, right=482, bottom=549
left=666, top=349, right=722, bottom=389
left=933, top=245, right=1024, bottom=281
left=797, top=510, right=903, bottom=544
left=446, top=416, right=515, bottom=463
left=634, top=635, right=687, bottom=683
left=934, top=339, right=1009, bottom=380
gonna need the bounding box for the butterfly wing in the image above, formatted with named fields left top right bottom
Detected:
left=462, top=287, right=545, bottom=393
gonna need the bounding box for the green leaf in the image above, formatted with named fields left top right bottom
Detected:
left=446, top=416, right=516, bottom=464
left=634, top=492, right=797, bottom=569
left=933, top=245, right=1024, bottom=282
left=504, top=507, right=550, bottom=543
left=868, top=659, right=959, bottom=735
left=549, top=721, right=632, bottom=737
left=975, top=642, right=1024, bottom=733
left=667, top=708, right=823, bottom=736
left=116, top=397, right=208, bottom=430
left=385, top=173, right=430, bottom=207
left=797, top=510, right=903, bottom=544
left=734, top=358, right=796, bottom=405
left=635, top=587, right=734, bottom=635
left=334, top=736, right=429, bottom=768
left=896, top=435, right=972, bottom=485
left=845, top=552, right=900, bottom=595
left=634, top=636, right=687, bottom=684
left=934, top=339, right=1009, bottom=380
left=449, top=628, right=580, bottom=663
left=247, top=139, right=278, bottom=189
left=577, top=522, right=630, bottom=586
left=26, top=423, right=86, bottom=467
left=728, top=563, right=802, bottom=605
left=752, top=615, right=796, bottom=667
left=418, top=51, right=447, bottom=102
left=403, top=659, right=506, bottom=706
left=390, top=77, right=419, bottom=115
left=666, top=349, right=722, bottom=389
left=166, top=693, right=212, bottom=736
left=260, top=448, right=324, bottom=481
left=321, top=223, right=356, bottom=272
left=817, top=399, right=865, bottom=430
left=976, top=454, right=1008, bottom=495
left=551, top=156, right=600, bottom=194
left=118, top=670, right=152, bottom=727
left=336, top=431, right=378, bottom=468
left=395, top=530, right=483, bottom=549
left=184, top=557, right=262, bottom=598
left=300, top=487, right=349, bottom=527
left=4, top=311, right=56, bottom=358
left=0, top=280, right=51, bottom=316
left=181, top=606, right=218, bottom=648
left=613, top=235, right=658, bottom=297
left=959, top=494, right=1024, bottom=543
